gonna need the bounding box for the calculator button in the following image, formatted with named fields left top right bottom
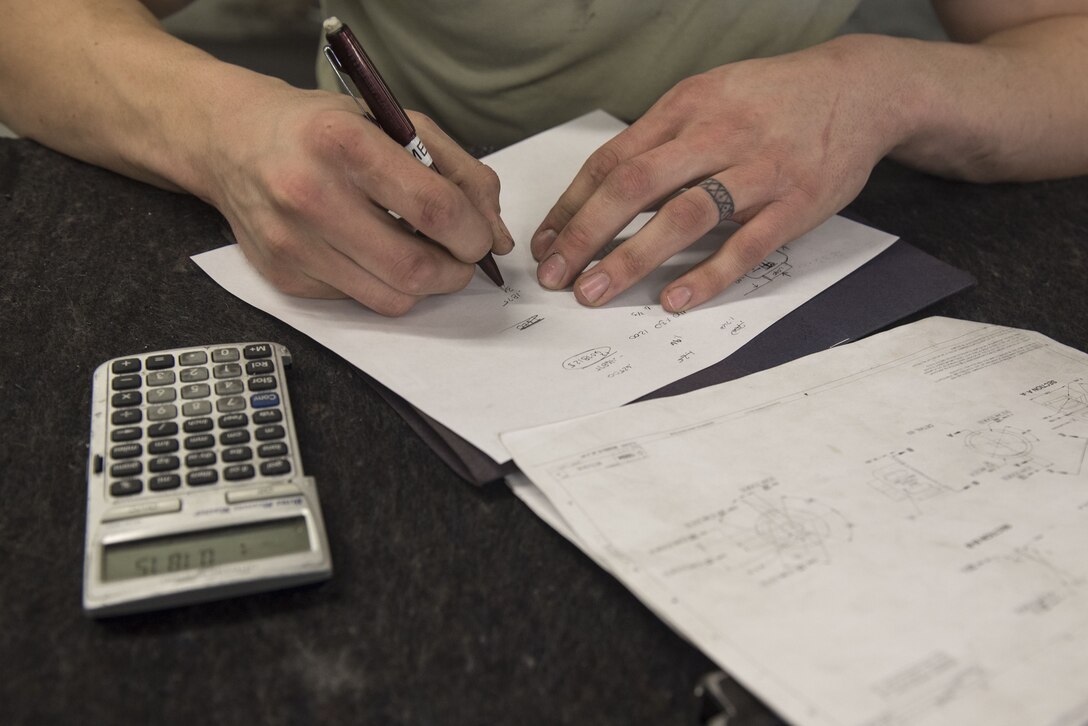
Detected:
left=112, top=409, right=142, bottom=425
left=101, top=498, right=181, bottom=522
left=147, top=404, right=178, bottom=421
left=252, top=408, right=282, bottom=423
left=183, top=417, right=213, bottom=433
left=222, top=446, right=253, bottom=462
left=146, top=354, right=175, bottom=370
left=110, top=460, right=142, bottom=477
left=110, top=443, right=143, bottom=459
left=184, top=434, right=215, bottom=450
left=250, top=392, right=280, bottom=409
left=149, top=474, right=182, bottom=491
left=148, top=421, right=179, bottom=438
left=188, top=470, right=218, bottom=486
left=214, top=380, right=245, bottom=396
left=213, top=363, right=242, bottom=379
left=182, top=400, right=213, bottom=417
left=179, top=351, right=208, bottom=366
left=147, top=370, right=176, bottom=387
left=255, top=425, right=285, bottom=441
left=260, top=459, right=292, bottom=477
left=147, top=439, right=179, bottom=455
left=220, top=429, right=250, bottom=446
left=216, top=396, right=246, bottom=413
left=111, top=358, right=141, bottom=374
left=224, top=464, right=255, bottom=481
left=109, top=479, right=143, bottom=497
left=185, top=451, right=216, bottom=467
left=243, top=344, right=272, bottom=360
left=218, top=413, right=248, bottom=429
left=245, top=359, right=275, bottom=375
left=248, top=376, right=277, bottom=392
left=147, top=387, right=177, bottom=404
left=225, top=482, right=301, bottom=504
left=179, top=366, right=210, bottom=383
left=149, top=456, right=180, bottom=472
left=110, top=427, right=142, bottom=442
left=111, top=374, right=141, bottom=391
left=211, top=347, right=239, bottom=363
left=93, top=454, right=103, bottom=474
left=257, top=442, right=288, bottom=458
left=112, top=391, right=142, bottom=408
left=181, top=383, right=211, bottom=399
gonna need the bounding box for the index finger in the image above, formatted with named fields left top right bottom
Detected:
left=351, top=133, right=496, bottom=265
left=530, top=118, right=673, bottom=260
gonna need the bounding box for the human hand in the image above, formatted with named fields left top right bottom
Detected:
left=204, top=82, right=513, bottom=316
left=530, top=36, right=906, bottom=311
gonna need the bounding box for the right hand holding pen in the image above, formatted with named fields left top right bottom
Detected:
left=206, top=86, right=513, bottom=316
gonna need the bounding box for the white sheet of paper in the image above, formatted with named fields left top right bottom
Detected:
left=193, top=111, right=896, bottom=463
left=502, top=317, right=1088, bottom=726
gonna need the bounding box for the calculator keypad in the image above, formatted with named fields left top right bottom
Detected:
left=103, top=344, right=293, bottom=498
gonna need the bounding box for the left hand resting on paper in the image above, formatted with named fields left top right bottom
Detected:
left=530, top=6, right=1088, bottom=311
left=530, top=35, right=904, bottom=312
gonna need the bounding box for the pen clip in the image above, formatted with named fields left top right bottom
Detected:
left=323, top=46, right=378, bottom=124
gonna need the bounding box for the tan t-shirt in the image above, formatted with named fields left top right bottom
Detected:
left=318, top=0, right=859, bottom=147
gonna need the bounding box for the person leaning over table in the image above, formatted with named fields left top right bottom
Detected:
left=2, top=2, right=1087, bottom=317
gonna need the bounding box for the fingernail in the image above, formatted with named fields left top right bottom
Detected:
left=498, top=218, right=514, bottom=249
left=664, top=286, right=692, bottom=311
left=577, top=271, right=610, bottom=304
left=531, top=228, right=556, bottom=261
left=492, top=218, right=514, bottom=254
left=538, top=252, right=567, bottom=289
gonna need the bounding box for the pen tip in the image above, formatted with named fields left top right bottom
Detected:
left=479, top=253, right=505, bottom=287
left=323, top=16, right=343, bottom=34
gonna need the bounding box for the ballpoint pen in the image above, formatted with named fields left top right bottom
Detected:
left=322, top=16, right=505, bottom=287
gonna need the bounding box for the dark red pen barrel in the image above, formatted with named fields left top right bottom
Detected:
left=326, top=27, right=416, bottom=146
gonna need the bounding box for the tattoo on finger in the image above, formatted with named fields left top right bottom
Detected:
left=698, top=179, right=735, bottom=224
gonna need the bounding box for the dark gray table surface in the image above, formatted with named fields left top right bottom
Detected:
left=1, top=138, right=1085, bottom=725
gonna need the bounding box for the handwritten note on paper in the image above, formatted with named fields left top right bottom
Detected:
left=503, top=317, right=1088, bottom=726
left=193, top=111, right=896, bottom=463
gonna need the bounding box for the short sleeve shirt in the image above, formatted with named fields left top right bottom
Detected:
left=318, top=0, right=860, bottom=147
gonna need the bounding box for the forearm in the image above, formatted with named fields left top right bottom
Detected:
left=869, top=15, right=1088, bottom=182
left=0, top=0, right=283, bottom=198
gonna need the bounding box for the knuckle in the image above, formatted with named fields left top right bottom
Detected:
left=558, top=219, right=598, bottom=257
left=732, top=233, right=770, bottom=270
left=584, top=144, right=623, bottom=187
left=369, top=292, right=419, bottom=318
left=663, top=193, right=714, bottom=236
left=606, top=158, right=656, bottom=203
left=476, top=162, right=501, bottom=197
left=613, top=245, right=651, bottom=279
left=304, top=110, right=355, bottom=160
left=387, top=249, right=442, bottom=295
left=414, top=185, right=460, bottom=231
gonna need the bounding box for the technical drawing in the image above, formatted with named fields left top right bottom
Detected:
left=964, top=426, right=1037, bottom=459
left=1031, top=379, right=1088, bottom=419
left=739, top=247, right=792, bottom=295
left=653, top=489, right=854, bottom=587
left=870, top=457, right=953, bottom=515
left=961, top=425, right=1087, bottom=477
left=868, top=653, right=990, bottom=726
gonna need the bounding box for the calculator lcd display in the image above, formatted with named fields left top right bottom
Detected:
left=102, top=516, right=311, bottom=582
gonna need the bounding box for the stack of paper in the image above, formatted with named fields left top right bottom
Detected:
left=504, top=317, right=1088, bottom=726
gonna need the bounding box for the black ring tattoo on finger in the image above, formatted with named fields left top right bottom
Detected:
left=698, top=178, right=735, bottom=224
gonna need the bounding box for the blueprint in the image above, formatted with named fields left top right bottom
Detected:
left=194, top=111, right=896, bottom=463
left=503, top=317, right=1088, bottom=726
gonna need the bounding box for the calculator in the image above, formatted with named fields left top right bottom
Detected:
left=83, top=342, right=332, bottom=616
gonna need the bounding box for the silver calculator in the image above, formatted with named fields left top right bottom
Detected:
left=83, top=342, right=332, bottom=616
